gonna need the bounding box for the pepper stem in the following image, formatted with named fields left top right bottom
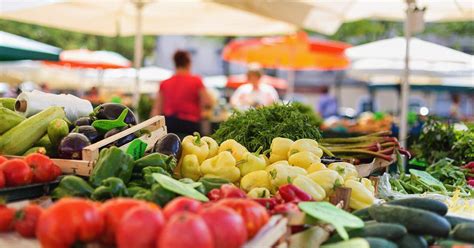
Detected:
left=254, top=146, right=263, bottom=156
left=193, top=132, right=202, bottom=145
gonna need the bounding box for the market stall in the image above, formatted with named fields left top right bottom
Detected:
left=0, top=91, right=472, bottom=247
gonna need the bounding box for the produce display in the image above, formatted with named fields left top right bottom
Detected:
left=321, top=112, right=393, bottom=134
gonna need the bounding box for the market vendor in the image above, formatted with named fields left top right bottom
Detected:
left=151, top=50, right=212, bottom=136
left=230, top=64, right=279, bottom=110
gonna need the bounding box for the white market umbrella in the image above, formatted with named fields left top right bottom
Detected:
left=347, top=37, right=474, bottom=81
left=0, top=0, right=297, bottom=106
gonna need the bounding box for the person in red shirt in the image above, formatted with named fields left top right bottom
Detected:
left=152, top=50, right=211, bottom=136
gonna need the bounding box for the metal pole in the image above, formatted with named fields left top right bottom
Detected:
left=133, top=0, right=144, bottom=110
left=399, top=5, right=412, bottom=148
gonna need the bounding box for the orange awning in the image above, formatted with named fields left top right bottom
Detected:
left=43, top=49, right=131, bottom=69
left=222, top=32, right=351, bottom=70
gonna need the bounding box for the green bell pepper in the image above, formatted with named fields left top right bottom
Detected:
left=143, top=166, right=171, bottom=186
left=198, top=177, right=231, bottom=195
left=133, top=153, right=177, bottom=174
left=127, top=186, right=148, bottom=197
left=133, top=183, right=176, bottom=207
left=89, top=146, right=135, bottom=187
left=91, top=177, right=129, bottom=201
left=51, top=175, right=94, bottom=199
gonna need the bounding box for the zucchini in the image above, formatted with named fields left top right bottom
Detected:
left=368, top=204, right=451, bottom=237
left=0, top=107, right=65, bottom=155
left=364, top=237, right=397, bottom=248
left=0, top=98, right=16, bottom=111
left=451, top=223, right=474, bottom=243
left=438, top=240, right=473, bottom=248
left=397, top=234, right=428, bottom=248
left=326, top=223, right=406, bottom=243
left=0, top=107, right=25, bottom=134
left=23, top=147, right=47, bottom=156
left=321, top=238, right=370, bottom=248
left=387, top=198, right=448, bottom=215
left=353, top=208, right=372, bottom=221
left=47, top=118, right=69, bottom=147
left=445, top=215, right=474, bottom=227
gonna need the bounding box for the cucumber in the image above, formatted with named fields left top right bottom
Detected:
left=445, top=215, right=474, bottom=227
left=0, top=107, right=25, bottom=134
left=321, top=238, right=370, bottom=248
left=47, top=118, right=69, bottom=147
left=387, top=198, right=448, bottom=215
left=397, top=234, right=428, bottom=248
left=364, top=237, right=397, bottom=248
left=353, top=208, right=372, bottom=221
left=438, top=240, right=473, bottom=248
left=0, top=98, right=16, bottom=111
left=326, top=223, right=407, bottom=243
left=0, top=107, right=66, bottom=155
left=451, top=223, right=474, bottom=243
left=368, top=204, right=451, bottom=237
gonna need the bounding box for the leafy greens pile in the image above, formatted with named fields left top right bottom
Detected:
left=212, top=102, right=322, bottom=151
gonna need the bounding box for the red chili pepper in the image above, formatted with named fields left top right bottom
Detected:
left=463, top=162, right=474, bottom=170
left=207, top=184, right=247, bottom=201
left=253, top=198, right=279, bottom=210
left=270, top=202, right=300, bottom=215
left=278, top=184, right=312, bottom=203
left=467, top=179, right=474, bottom=188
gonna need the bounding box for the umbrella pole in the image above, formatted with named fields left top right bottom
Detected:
left=399, top=4, right=412, bottom=148
left=133, top=1, right=145, bottom=112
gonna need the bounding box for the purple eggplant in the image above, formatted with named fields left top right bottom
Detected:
left=75, top=116, right=95, bottom=127
left=104, top=126, right=137, bottom=147
left=153, top=133, right=181, bottom=158
left=73, top=125, right=101, bottom=143
left=58, top=133, right=91, bottom=160
left=93, top=103, right=137, bottom=125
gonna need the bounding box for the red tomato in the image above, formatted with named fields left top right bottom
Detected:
left=36, top=198, right=104, bottom=248
left=24, top=153, right=57, bottom=183
left=217, top=198, right=269, bottom=238
left=0, top=156, right=7, bottom=165
left=0, top=206, right=15, bottom=232
left=200, top=205, right=248, bottom=248
left=0, top=170, right=5, bottom=189
left=14, top=204, right=43, bottom=237
left=158, top=212, right=213, bottom=248
left=100, top=198, right=150, bottom=245
left=51, top=164, right=62, bottom=180
left=116, top=205, right=165, bottom=248
left=163, top=197, right=202, bottom=219
left=0, top=159, right=33, bottom=186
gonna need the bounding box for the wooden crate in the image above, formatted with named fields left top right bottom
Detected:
left=6, top=116, right=167, bottom=176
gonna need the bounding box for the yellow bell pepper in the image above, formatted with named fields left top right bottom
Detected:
left=268, top=137, right=294, bottom=163
left=247, top=187, right=271, bottom=199
left=202, top=136, right=219, bottom=158
left=293, top=175, right=326, bottom=201
left=200, top=151, right=240, bottom=182
left=180, top=154, right=201, bottom=181
left=288, top=151, right=321, bottom=170
left=266, top=161, right=307, bottom=191
left=306, top=162, right=327, bottom=173
left=218, top=139, right=248, bottom=161
left=181, top=132, right=209, bottom=164
left=344, top=179, right=376, bottom=210
left=240, top=170, right=271, bottom=192
left=361, top=178, right=375, bottom=193
left=237, top=147, right=266, bottom=176
left=328, top=162, right=359, bottom=181
left=288, top=139, right=323, bottom=158
left=308, top=170, right=344, bottom=195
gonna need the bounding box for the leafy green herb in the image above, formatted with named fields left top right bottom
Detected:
left=213, top=103, right=322, bottom=151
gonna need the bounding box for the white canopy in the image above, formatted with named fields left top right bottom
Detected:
left=0, top=0, right=296, bottom=36
left=221, top=0, right=474, bottom=35
left=346, top=37, right=474, bottom=81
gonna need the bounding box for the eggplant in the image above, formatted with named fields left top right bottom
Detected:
left=58, top=133, right=91, bottom=160
left=75, top=116, right=94, bottom=127
left=153, top=133, right=181, bottom=158
left=104, top=126, right=137, bottom=147
left=73, top=125, right=101, bottom=143
left=93, top=103, right=137, bottom=125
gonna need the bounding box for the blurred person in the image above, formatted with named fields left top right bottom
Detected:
left=151, top=50, right=211, bottom=136
left=84, top=86, right=101, bottom=106
left=230, top=64, right=279, bottom=110
left=318, top=87, right=338, bottom=118
left=450, top=93, right=461, bottom=120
